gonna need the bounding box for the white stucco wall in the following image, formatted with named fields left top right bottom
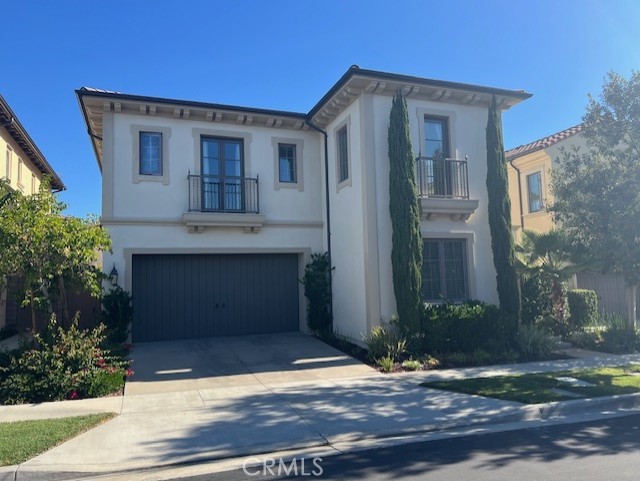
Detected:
left=323, top=99, right=369, bottom=342
left=107, top=113, right=323, bottom=222
left=370, top=95, right=499, bottom=325
left=103, top=111, right=326, bottom=332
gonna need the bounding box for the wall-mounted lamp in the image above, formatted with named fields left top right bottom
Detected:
left=109, top=264, right=119, bottom=286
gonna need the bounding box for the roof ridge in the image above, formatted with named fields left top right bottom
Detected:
left=506, top=124, right=582, bottom=160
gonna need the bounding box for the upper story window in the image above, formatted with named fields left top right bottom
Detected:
left=337, top=125, right=349, bottom=184
left=424, top=116, right=450, bottom=159
left=31, top=173, right=36, bottom=194
left=17, top=158, right=23, bottom=185
left=130, top=125, right=170, bottom=184
left=5, top=147, right=11, bottom=179
left=278, top=143, right=297, bottom=183
left=527, top=171, right=543, bottom=213
left=139, top=132, right=162, bottom=176
left=422, top=238, right=468, bottom=302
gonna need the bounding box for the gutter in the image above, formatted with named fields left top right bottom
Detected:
left=304, top=119, right=334, bottom=323
left=509, top=157, right=525, bottom=230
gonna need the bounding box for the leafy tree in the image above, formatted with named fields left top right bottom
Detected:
left=486, top=95, right=521, bottom=321
left=388, top=90, right=422, bottom=333
left=0, top=179, right=111, bottom=332
left=551, top=71, right=640, bottom=327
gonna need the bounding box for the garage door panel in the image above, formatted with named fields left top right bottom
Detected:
left=132, top=253, right=299, bottom=342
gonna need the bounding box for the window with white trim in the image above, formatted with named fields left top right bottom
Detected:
left=17, top=158, right=23, bottom=185
left=5, top=147, right=11, bottom=179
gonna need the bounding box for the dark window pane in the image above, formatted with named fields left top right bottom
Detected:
left=422, top=239, right=467, bottom=301
left=527, top=172, right=542, bottom=212
left=139, top=132, right=162, bottom=175
left=338, top=127, right=349, bottom=183
left=424, top=118, right=449, bottom=159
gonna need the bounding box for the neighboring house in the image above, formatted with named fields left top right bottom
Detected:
left=0, top=94, right=66, bottom=328
left=505, top=124, right=584, bottom=241
left=506, top=126, right=637, bottom=321
left=77, top=66, right=530, bottom=344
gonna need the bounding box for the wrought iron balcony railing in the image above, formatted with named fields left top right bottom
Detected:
left=416, top=157, right=469, bottom=199
left=188, top=174, right=259, bottom=214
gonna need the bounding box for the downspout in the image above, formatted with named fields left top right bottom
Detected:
left=509, top=157, right=525, bottom=231
left=305, top=119, right=334, bottom=322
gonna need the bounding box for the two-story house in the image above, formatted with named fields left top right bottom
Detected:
left=77, top=66, right=530, bottom=343
left=0, top=94, right=66, bottom=328
left=506, top=126, right=637, bottom=322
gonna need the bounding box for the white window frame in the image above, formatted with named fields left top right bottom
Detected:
left=272, top=137, right=304, bottom=191
left=130, top=125, right=171, bottom=184
left=17, top=158, right=23, bottom=188
left=4, top=146, right=11, bottom=180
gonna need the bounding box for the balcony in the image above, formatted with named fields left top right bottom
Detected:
left=182, top=174, right=265, bottom=233
left=416, top=157, right=479, bottom=221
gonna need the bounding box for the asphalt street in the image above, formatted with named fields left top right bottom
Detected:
left=183, top=413, right=640, bottom=480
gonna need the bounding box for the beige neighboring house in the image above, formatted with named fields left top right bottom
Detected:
left=0, top=94, right=66, bottom=328
left=506, top=125, right=637, bottom=323
left=505, top=124, right=583, bottom=241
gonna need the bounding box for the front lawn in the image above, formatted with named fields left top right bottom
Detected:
left=423, top=365, right=640, bottom=404
left=0, top=413, right=115, bottom=466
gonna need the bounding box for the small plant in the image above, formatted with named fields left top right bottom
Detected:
left=0, top=314, right=129, bottom=405
left=100, top=286, right=133, bottom=345
left=376, top=356, right=395, bottom=373
left=516, top=324, right=559, bottom=361
left=401, top=359, right=423, bottom=371
left=423, top=355, right=441, bottom=369
left=363, top=321, right=407, bottom=362
left=301, top=252, right=333, bottom=334
left=600, top=313, right=639, bottom=354
left=567, top=289, right=598, bottom=330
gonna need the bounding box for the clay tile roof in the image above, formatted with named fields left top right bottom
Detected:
left=506, top=124, right=582, bottom=160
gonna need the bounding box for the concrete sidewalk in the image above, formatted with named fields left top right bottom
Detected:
left=2, top=350, right=640, bottom=480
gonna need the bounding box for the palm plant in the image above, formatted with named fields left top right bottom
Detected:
left=516, top=229, right=580, bottom=325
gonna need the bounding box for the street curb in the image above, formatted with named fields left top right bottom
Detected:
left=7, top=393, right=640, bottom=481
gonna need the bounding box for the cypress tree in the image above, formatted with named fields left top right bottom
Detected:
left=486, top=95, right=521, bottom=322
left=388, top=90, right=423, bottom=333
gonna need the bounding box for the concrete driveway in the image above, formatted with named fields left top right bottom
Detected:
left=124, top=332, right=377, bottom=395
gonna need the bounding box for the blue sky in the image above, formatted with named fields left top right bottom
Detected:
left=3, top=0, right=639, bottom=217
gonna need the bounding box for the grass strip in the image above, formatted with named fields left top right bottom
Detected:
left=423, top=365, right=640, bottom=404
left=0, top=413, right=116, bottom=466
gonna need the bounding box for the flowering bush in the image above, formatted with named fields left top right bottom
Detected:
left=0, top=314, right=130, bottom=405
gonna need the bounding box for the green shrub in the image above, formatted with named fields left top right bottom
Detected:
left=520, top=272, right=554, bottom=325
left=363, top=320, right=408, bottom=362
left=401, top=359, right=423, bottom=371
left=600, top=313, right=639, bottom=354
left=100, top=286, right=133, bottom=345
left=376, top=356, right=395, bottom=373
left=0, top=314, right=129, bottom=405
left=567, top=289, right=598, bottom=330
left=516, top=324, right=559, bottom=361
left=567, top=329, right=600, bottom=350
left=301, top=252, right=333, bottom=333
left=420, top=301, right=516, bottom=354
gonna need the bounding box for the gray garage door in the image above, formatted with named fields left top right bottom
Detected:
left=131, top=253, right=299, bottom=342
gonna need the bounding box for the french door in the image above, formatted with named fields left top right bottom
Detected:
left=201, top=137, right=244, bottom=212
